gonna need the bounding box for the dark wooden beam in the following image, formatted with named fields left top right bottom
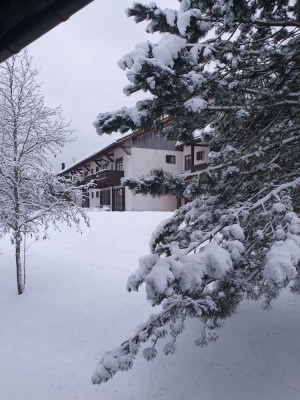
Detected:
left=191, top=143, right=195, bottom=169
left=121, top=146, right=131, bottom=156
left=94, top=160, right=102, bottom=168
left=94, top=156, right=112, bottom=163
left=104, top=154, right=114, bottom=162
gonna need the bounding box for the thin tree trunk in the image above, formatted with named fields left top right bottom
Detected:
left=15, top=231, right=24, bottom=295
left=23, top=233, right=26, bottom=288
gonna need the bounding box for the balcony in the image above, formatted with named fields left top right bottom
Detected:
left=85, top=169, right=124, bottom=188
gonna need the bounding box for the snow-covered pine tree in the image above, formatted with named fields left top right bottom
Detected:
left=0, top=51, right=88, bottom=295
left=92, top=0, right=300, bottom=383
left=124, top=168, right=186, bottom=199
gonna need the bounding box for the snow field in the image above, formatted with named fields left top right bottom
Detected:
left=0, top=210, right=299, bottom=400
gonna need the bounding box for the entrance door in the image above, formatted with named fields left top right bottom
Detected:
left=83, top=190, right=89, bottom=208
left=100, top=189, right=111, bottom=208
left=115, top=187, right=125, bottom=211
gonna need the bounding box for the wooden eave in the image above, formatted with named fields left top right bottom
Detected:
left=0, top=0, right=94, bottom=63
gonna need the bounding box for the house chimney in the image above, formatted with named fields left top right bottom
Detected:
left=62, top=162, right=65, bottom=170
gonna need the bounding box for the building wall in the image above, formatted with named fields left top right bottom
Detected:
left=129, top=147, right=182, bottom=211
left=125, top=185, right=133, bottom=211
left=131, top=147, right=183, bottom=177
left=89, top=188, right=101, bottom=208
left=193, top=145, right=209, bottom=167
left=131, top=193, right=178, bottom=211
left=114, top=147, right=131, bottom=172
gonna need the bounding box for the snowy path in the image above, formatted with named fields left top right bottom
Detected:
left=0, top=211, right=299, bottom=400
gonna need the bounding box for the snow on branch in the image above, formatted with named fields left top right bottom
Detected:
left=92, top=293, right=217, bottom=385
left=0, top=50, right=88, bottom=294
left=92, top=0, right=300, bottom=385
left=249, top=177, right=300, bottom=212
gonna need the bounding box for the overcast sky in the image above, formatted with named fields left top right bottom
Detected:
left=28, top=0, right=176, bottom=171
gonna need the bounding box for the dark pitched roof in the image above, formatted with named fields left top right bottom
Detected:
left=0, top=0, right=94, bottom=63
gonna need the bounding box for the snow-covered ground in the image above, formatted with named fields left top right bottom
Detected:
left=0, top=211, right=299, bottom=400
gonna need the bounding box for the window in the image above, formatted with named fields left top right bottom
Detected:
left=166, top=155, right=176, bottom=164
left=91, top=168, right=94, bottom=174
left=185, top=154, right=191, bottom=171
left=100, top=189, right=111, bottom=206
left=96, top=166, right=99, bottom=172
left=115, top=157, right=123, bottom=171
left=91, top=191, right=94, bottom=198
left=84, top=171, right=88, bottom=178
left=196, top=150, right=204, bottom=161
left=103, top=163, right=109, bottom=170
left=96, top=191, right=99, bottom=198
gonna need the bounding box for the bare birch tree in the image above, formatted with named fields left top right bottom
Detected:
left=0, top=50, right=87, bottom=295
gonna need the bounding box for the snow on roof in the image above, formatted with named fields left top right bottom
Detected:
left=59, top=139, right=116, bottom=175
left=59, top=116, right=174, bottom=175
left=59, top=130, right=137, bottom=175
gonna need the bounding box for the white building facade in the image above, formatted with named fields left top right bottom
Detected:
left=59, top=127, right=209, bottom=212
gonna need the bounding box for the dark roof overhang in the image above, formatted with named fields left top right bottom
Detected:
left=0, top=0, right=94, bottom=63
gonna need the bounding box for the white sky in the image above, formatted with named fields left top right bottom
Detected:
left=28, top=0, right=176, bottom=171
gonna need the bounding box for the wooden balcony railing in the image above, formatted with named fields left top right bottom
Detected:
left=85, top=169, right=124, bottom=188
